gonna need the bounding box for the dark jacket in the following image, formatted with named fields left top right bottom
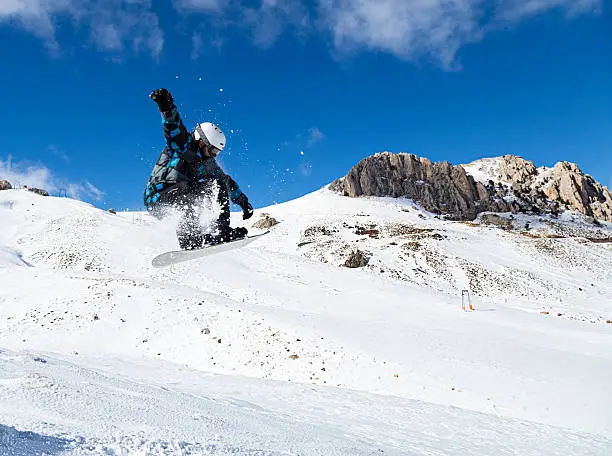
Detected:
left=144, top=104, right=244, bottom=210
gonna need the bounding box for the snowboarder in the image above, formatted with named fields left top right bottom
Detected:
left=144, top=88, right=253, bottom=250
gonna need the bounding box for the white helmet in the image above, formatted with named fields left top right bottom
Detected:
left=193, top=122, right=226, bottom=151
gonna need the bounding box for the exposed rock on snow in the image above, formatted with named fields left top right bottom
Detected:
left=344, top=249, right=368, bottom=268
left=478, top=213, right=513, bottom=229
left=328, top=177, right=345, bottom=193
left=252, top=214, right=278, bottom=229
left=25, top=186, right=49, bottom=196
left=0, top=180, right=11, bottom=191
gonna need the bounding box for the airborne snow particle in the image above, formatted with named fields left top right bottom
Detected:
left=219, top=88, right=224, bottom=92
left=300, top=151, right=304, bottom=155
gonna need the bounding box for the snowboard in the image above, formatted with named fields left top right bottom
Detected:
left=152, top=231, right=270, bottom=268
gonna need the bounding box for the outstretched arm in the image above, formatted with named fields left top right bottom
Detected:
left=150, top=88, right=192, bottom=155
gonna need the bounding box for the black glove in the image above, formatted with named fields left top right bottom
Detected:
left=149, top=88, right=174, bottom=111
left=235, top=194, right=254, bottom=220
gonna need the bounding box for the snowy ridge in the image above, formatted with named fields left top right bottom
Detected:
left=1, top=188, right=612, bottom=454
left=461, top=156, right=507, bottom=184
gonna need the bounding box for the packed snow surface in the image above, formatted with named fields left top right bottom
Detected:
left=1, top=188, right=611, bottom=455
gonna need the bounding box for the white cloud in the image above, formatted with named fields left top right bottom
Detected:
left=191, top=32, right=202, bottom=60
left=307, top=127, right=325, bottom=147
left=0, top=155, right=55, bottom=191
left=48, top=145, right=69, bottom=162
left=0, top=0, right=164, bottom=58
left=318, top=0, right=478, bottom=68
left=242, top=0, right=311, bottom=48
left=0, top=155, right=104, bottom=202
left=317, top=0, right=600, bottom=67
left=495, top=0, right=600, bottom=21
left=298, top=162, right=313, bottom=177
left=176, top=0, right=599, bottom=68
left=0, top=0, right=600, bottom=66
left=66, top=180, right=105, bottom=202
left=173, top=0, right=229, bottom=12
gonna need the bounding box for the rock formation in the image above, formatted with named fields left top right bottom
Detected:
left=344, top=250, right=368, bottom=268
left=334, top=152, right=510, bottom=220
left=331, top=152, right=612, bottom=222
left=252, top=214, right=279, bottom=229
left=25, top=186, right=50, bottom=196
left=470, top=155, right=612, bottom=221
left=0, top=180, right=11, bottom=191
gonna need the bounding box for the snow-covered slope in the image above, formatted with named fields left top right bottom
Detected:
left=1, top=188, right=611, bottom=455
left=461, top=156, right=508, bottom=185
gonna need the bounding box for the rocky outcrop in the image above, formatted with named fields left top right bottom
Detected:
left=344, top=250, right=368, bottom=268
left=479, top=214, right=513, bottom=229
left=496, top=155, right=537, bottom=186
left=476, top=156, right=612, bottom=222
left=0, top=180, right=11, bottom=190
left=537, top=162, right=612, bottom=222
left=334, top=153, right=510, bottom=220
left=332, top=152, right=612, bottom=222
left=25, top=186, right=49, bottom=196
left=252, top=214, right=279, bottom=229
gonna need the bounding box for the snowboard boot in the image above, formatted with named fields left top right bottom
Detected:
left=178, top=233, right=204, bottom=250
left=205, top=227, right=248, bottom=246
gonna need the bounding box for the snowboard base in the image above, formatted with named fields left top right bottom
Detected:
left=152, top=231, right=269, bottom=268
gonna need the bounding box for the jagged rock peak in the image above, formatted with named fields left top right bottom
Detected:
left=331, top=152, right=612, bottom=222
left=464, top=155, right=612, bottom=221
left=331, top=152, right=510, bottom=220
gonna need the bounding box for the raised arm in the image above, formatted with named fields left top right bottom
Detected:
left=149, top=88, right=192, bottom=155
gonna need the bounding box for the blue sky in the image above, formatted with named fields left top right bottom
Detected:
left=0, top=0, right=610, bottom=210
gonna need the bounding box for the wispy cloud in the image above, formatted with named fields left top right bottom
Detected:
left=307, top=127, right=325, bottom=147
left=48, top=145, right=69, bottom=162
left=298, top=162, right=313, bottom=177
left=0, top=155, right=55, bottom=191
left=173, top=0, right=229, bottom=12
left=495, top=0, right=600, bottom=21
left=242, top=0, right=311, bottom=48
left=0, top=155, right=104, bottom=202
left=318, top=0, right=479, bottom=68
left=66, top=180, right=105, bottom=202
left=191, top=32, right=202, bottom=60
left=0, top=0, right=163, bottom=58
left=317, top=0, right=600, bottom=68
left=0, top=0, right=600, bottom=66
left=176, top=0, right=600, bottom=68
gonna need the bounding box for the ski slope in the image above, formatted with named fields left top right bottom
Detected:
left=1, top=188, right=611, bottom=455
